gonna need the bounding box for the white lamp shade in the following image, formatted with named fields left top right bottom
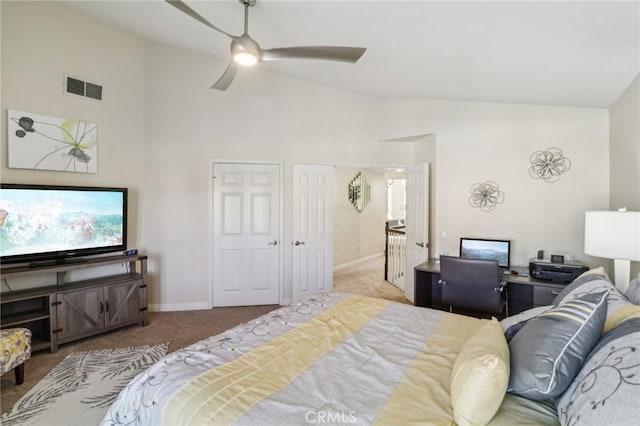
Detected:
left=584, top=211, right=640, bottom=261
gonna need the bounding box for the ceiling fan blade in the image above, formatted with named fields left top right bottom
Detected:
left=211, top=62, right=238, bottom=91
left=261, top=46, right=366, bottom=63
left=165, top=0, right=235, bottom=39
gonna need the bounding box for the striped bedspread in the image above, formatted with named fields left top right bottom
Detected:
left=102, top=292, right=557, bottom=425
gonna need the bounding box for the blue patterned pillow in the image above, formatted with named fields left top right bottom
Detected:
left=507, top=291, right=608, bottom=400
left=556, top=317, right=640, bottom=425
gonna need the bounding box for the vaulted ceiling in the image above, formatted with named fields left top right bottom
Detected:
left=59, top=0, right=639, bottom=108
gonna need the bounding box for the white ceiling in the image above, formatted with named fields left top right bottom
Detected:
left=59, top=0, right=639, bottom=108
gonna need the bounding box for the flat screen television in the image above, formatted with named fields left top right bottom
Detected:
left=0, top=183, right=127, bottom=265
left=459, top=237, right=511, bottom=269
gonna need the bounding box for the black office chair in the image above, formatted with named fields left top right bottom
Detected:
left=438, top=255, right=507, bottom=318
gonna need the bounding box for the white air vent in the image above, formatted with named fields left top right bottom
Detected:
left=65, top=75, right=103, bottom=101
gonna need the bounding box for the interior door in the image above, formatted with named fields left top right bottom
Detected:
left=292, top=164, right=334, bottom=301
left=405, top=162, right=429, bottom=304
left=212, top=163, right=280, bottom=307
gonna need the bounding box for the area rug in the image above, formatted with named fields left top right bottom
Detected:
left=1, top=343, right=168, bottom=426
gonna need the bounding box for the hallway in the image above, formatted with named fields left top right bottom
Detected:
left=333, top=255, right=410, bottom=304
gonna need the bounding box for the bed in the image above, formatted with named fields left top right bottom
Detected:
left=102, top=271, right=640, bottom=426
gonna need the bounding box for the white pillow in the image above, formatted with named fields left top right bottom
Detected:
left=451, top=318, right=510, bottom=426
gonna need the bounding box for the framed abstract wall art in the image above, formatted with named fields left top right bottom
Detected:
left=7, top=109, right=98, bottom=173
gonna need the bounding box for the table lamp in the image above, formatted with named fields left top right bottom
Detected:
left=584, top=210, right=640, bottom=292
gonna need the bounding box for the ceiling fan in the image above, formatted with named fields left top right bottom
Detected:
left=166, top=0, right=366, bottom=91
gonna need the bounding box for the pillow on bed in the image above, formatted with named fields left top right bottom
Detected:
left=507, top=291, right=607, bottom=401
left=626, top=275, right=640, bottom=305
left=552, top=272, right=640, bottom=333
left=500, top=305, right=552, bottom=336
left=451, top=318, right=510, bottom=426
left=556, top=317, right=640, bottom=426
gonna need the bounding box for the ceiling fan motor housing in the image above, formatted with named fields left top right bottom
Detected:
left=231, top=34, right=261, bottom=63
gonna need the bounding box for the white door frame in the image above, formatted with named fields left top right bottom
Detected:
left=209, top=159, right=285, bottom=307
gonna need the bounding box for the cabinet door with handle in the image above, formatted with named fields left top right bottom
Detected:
left=104, top=280, right=141, bottom=328
left=55, top=287, right=104, bottom=343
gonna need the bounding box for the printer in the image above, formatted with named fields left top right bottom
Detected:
left=529, top=259, right=589, bottom=283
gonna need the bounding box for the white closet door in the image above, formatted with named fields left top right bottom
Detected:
left=292, top=164, right=334, bottom=302
left=212, top=163, right=280, bottom=306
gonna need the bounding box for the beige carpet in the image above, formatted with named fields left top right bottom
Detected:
left=334, top=254, right=410, bottom=304
left=1, top=255, right=408, bottom=414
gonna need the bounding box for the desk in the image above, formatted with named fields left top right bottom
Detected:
left=414, top=259, right=568, bottom=316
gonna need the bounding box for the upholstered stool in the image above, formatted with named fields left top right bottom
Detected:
left=0, top=328, right=32, bottom=385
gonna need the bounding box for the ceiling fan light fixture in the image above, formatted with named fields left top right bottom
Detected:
left=231, top=34, right=261, bottom=66
left=233, top=51, right=258, bottom=66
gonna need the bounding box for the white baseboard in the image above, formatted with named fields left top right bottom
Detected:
left=149, top=301, right=288, bottom=312
left=334, top=252, right=384, bottom=271
left=149, top=302, right=210, bottom=312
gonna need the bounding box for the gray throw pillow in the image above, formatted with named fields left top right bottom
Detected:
left=625, top=275, right=640, bottom=305
left=500, top=305, right=552, bottom=332
left=556, top=317, right=640, bottom=426
left=552, top=273, right=636, bottom=334
left=507, top=291, right=608, bottom=400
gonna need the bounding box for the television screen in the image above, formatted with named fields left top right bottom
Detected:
left=459, top=237, right=510, bottom=268
left=0, top=184, right=127, bottom=265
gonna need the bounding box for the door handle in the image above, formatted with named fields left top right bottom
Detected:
left=268, top=240, right=278, bottom=246
left=293, top=241, right=306, bottom=246
left=416, top=242, right=425, bottom=248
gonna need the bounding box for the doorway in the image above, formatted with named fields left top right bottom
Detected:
left=332, top=166, right=415, bottom=299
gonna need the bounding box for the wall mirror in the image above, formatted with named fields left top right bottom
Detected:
left=348, top=172, right=371, bottom=212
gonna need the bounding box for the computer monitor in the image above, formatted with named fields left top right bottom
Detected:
left=459, top=238, right=511, bottom=269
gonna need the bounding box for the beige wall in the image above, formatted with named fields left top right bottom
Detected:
left=141, top=42, right=415, bottom=308
left=378, top=98, right=610, bottom=268
left=1, top=1, right=145, bottom=288
left=609, top=74, right=640, bottom=279
left=333, top=168, right=387, bottom=267
left=2, top=1, right=627, bottom=308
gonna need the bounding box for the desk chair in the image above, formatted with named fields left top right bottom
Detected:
left=438, top=255, right=507, bottom=318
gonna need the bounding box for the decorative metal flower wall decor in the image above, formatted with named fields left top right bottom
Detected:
left=348, top=172, right=371, bottom=213
left=469, top=181, right=505, bottom=212
left=529, top=147, right=571, bottom=183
